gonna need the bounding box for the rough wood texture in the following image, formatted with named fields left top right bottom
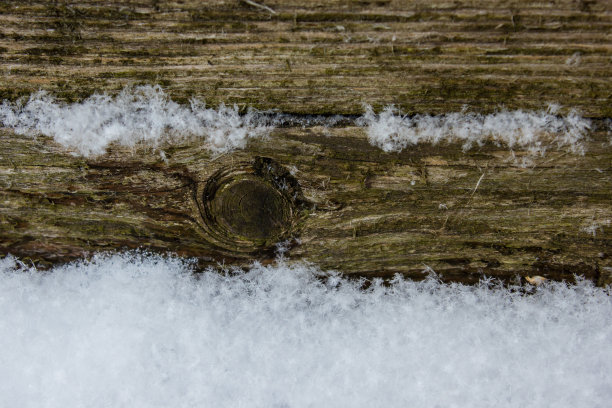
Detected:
left=0, top=0, right=610, bottom=115
left=1, top=126, right=611, bottom=284
left=1, top=0, right=611, bottom=284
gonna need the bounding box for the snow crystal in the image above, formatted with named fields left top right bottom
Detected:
left=1, top=252, right=610, bottom=407
left=0, top=85, right=270, bottom=156
left=582, top=218, right=611, bottom=237
left=358, top=104, right=591, bottom=157
left=2, top=88, right=594, bottom=160
left=1, top=88, right=594, bottom=160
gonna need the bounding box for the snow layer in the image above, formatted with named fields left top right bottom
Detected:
left=1, top=252, right=610, bottom=408
left=1, top=88, right=593, bottom=159
left=0, top=85, right=270, bottom=156
left=358, top=105, right=591, bottom=156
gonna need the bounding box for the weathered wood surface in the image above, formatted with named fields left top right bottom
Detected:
left=2, top=126, right=611, bottom=284
left=0, top=0, right=611, bottom=284
left=0, top=0, right=610, bottom=115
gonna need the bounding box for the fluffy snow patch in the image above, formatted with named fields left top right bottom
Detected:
left=0, top=85, right=270, bottom=156
left=1, top=252, right=611, bottom=407
left=358, top=105, right=591, bottom=156
left=1, top=88, right=594, bottom=160
left=582, top=218, right=611, bottom=237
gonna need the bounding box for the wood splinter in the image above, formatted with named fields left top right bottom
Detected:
left=240, top=0, right=277, bottom=14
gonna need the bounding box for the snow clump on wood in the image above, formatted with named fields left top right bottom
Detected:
left=0, top=85, right=270, bottom=156
left=358, top=104, right=591, bottom=157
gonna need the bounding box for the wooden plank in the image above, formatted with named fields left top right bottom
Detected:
left=0, top=0, right=611, bottom=284
left=1, top=125, right=610, bottom=284
left=0, top=0, right=609, bottom=115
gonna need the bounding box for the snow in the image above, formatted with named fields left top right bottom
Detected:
left=1, top=252, right=610, bottom=407
left=0, top=85, right=270, bottom=156
left=358, top=104, right=591, bottom=157
left=1, top=88, right=592, bottom=160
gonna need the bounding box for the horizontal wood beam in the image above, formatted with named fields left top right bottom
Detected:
left=1, top=0, right=611, bottom=284
left=0, top=0, right=610, bottom=115
left=1, top=126, right=610, bottom=284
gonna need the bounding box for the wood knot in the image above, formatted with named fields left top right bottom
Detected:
left=198, top=157, right=303, bottom=253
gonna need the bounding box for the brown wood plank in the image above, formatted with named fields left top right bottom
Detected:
left=1, top=125, right=610, bottom=284
left=0, top=0, right=609, bottom=115
left=0, top=0, right=610, bottom=284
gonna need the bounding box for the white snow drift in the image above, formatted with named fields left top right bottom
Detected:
left=0, top=87, right=593, bottom=158
left=0, top=252, right=610, bottom=408
left=0, top=85, right=270, bottom=156
left=358, top=104, right=591, bottom=156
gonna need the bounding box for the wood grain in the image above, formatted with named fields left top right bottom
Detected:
left=0, top=0, right=609, bottom=115
left=1, top=125, right=610, bottom=284
left=0, top=0, right=610, bottom=284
